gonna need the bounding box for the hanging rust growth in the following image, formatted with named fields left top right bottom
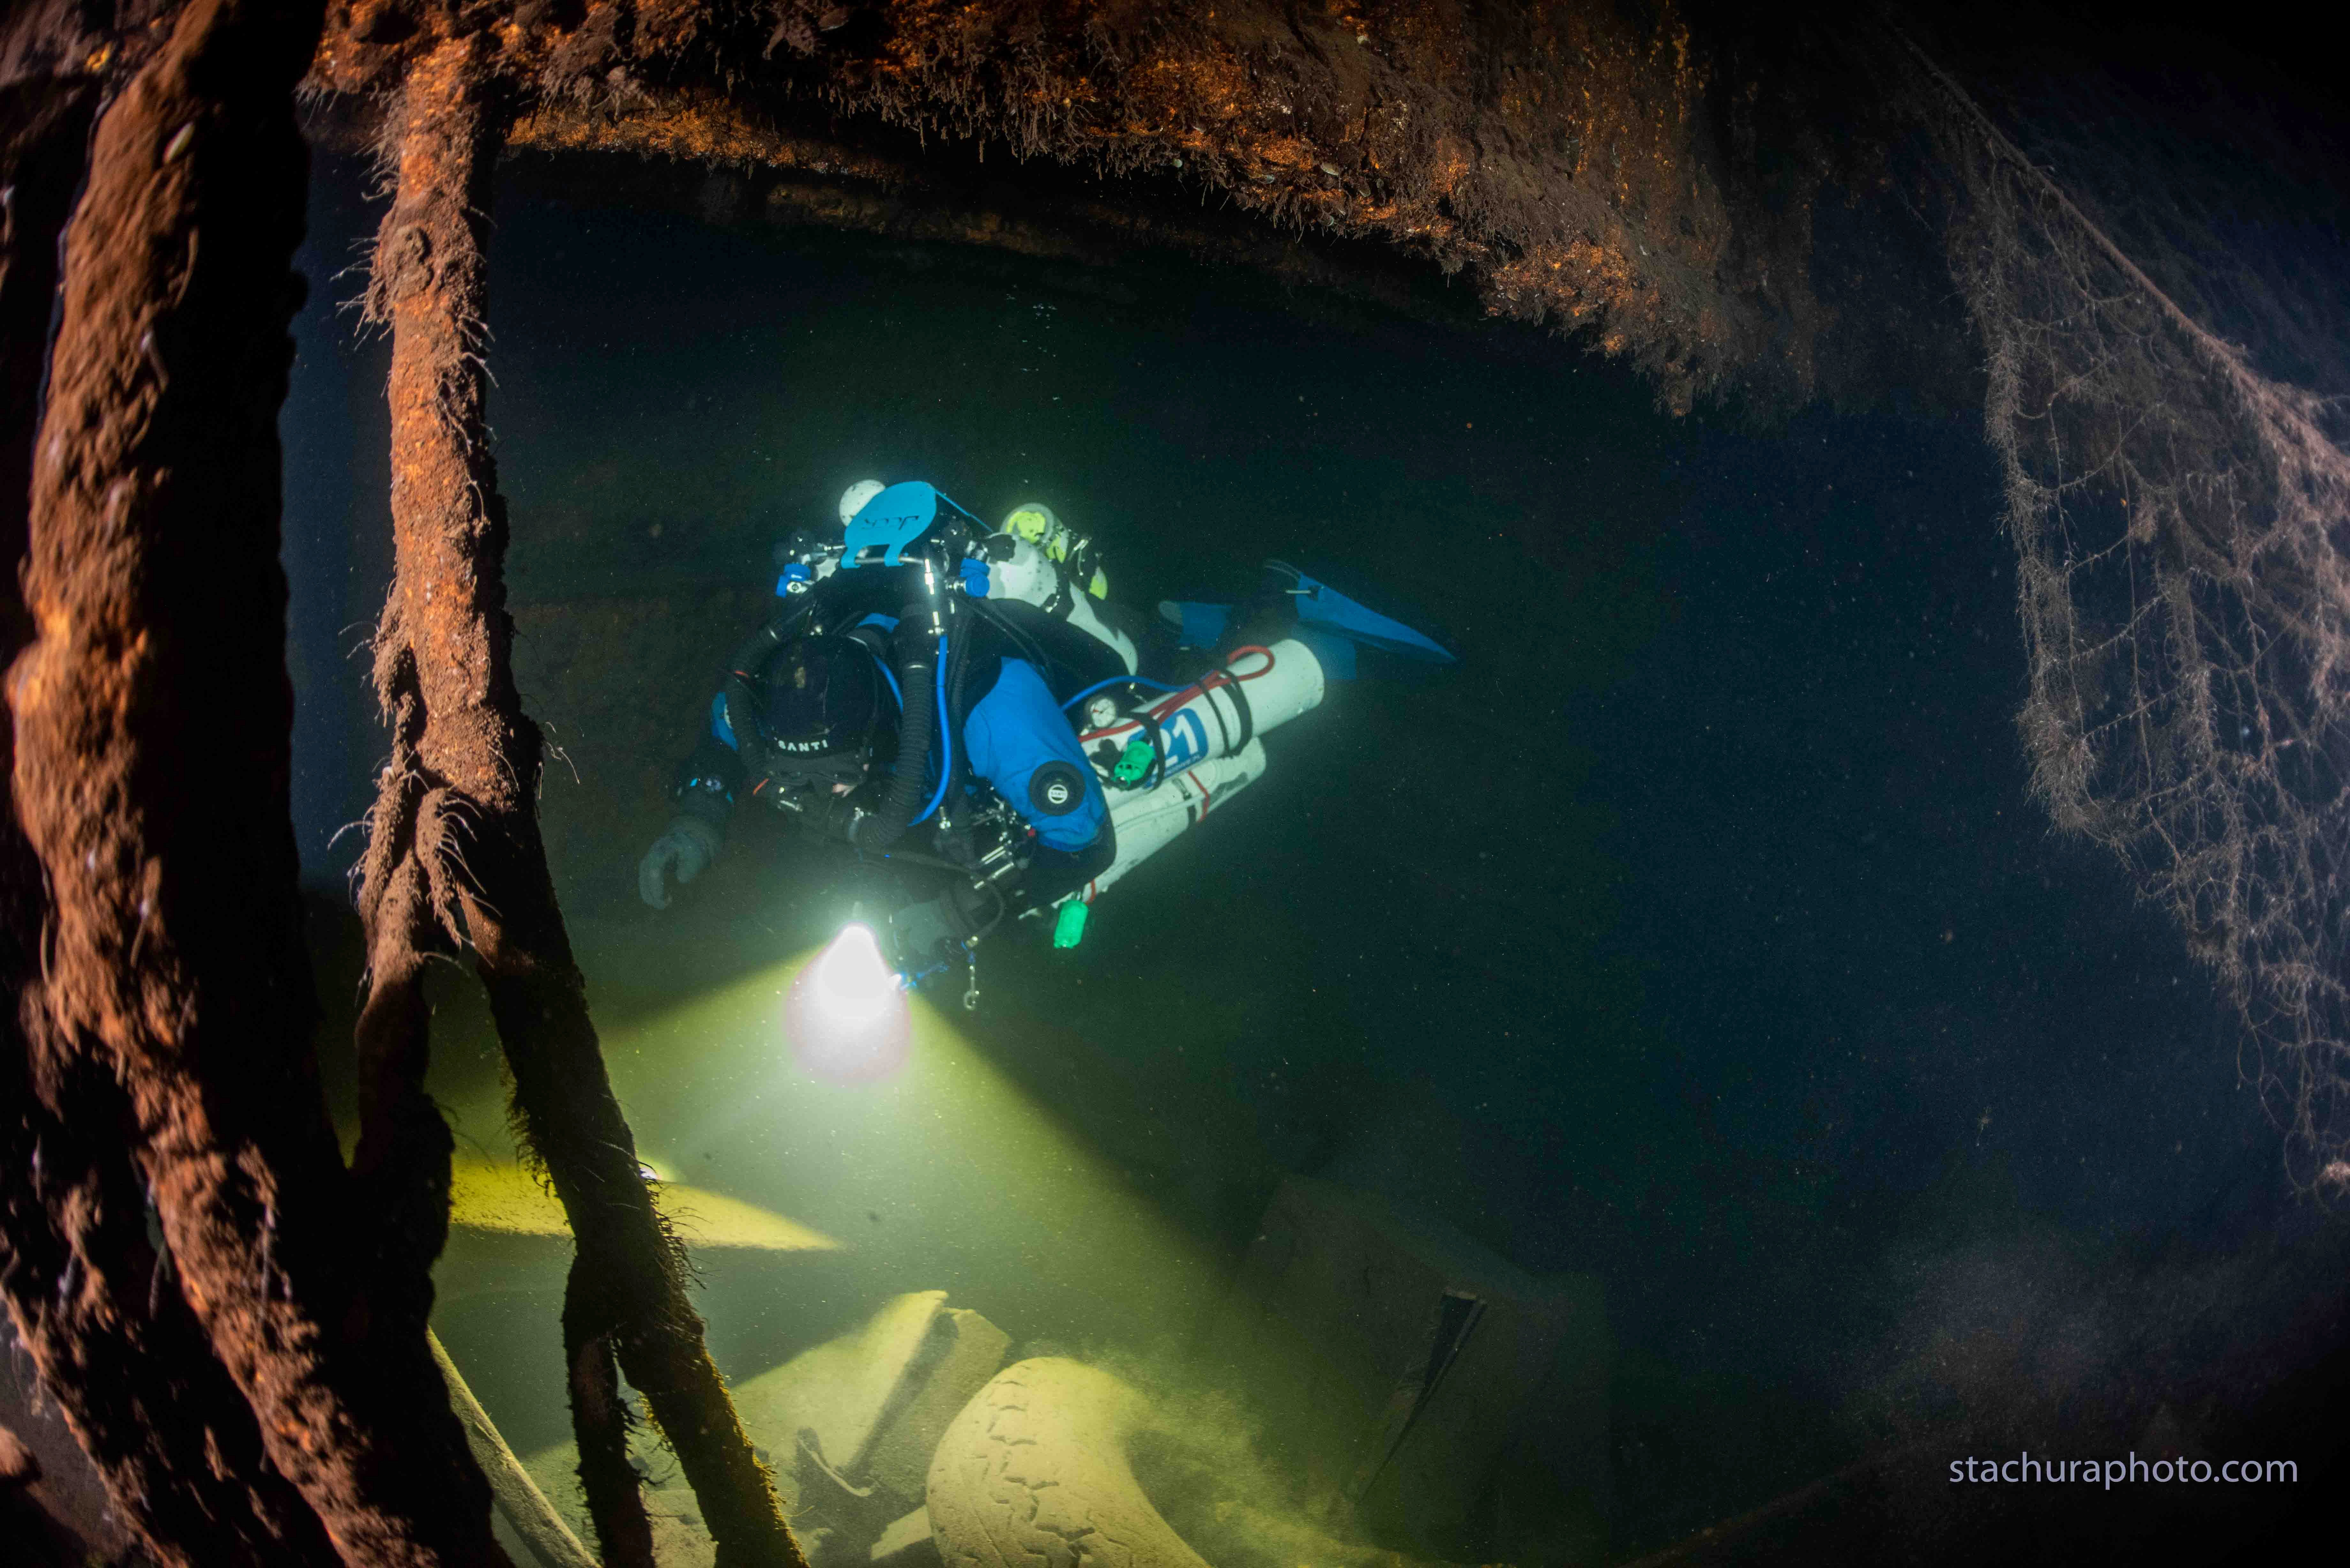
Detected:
left=4, top=1, right=508, bottom=1563
left=359, top=31, right=800, bottom=1568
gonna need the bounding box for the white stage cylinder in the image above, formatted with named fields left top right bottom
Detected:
left=1079, top=638, right=1323, bottom=785
left=1075, top=740, right=1268, bottom=902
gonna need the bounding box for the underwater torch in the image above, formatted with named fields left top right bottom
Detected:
left=783, top=922, right=912, bottom=1083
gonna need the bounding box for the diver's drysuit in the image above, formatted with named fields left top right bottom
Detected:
left=643, top=484, right=1144, bottom=972
left=641, top=482, right=1457, bottom=995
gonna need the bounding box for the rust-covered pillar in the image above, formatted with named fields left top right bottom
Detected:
left=0, top=46, right=341, bottom=1568
left=6, top=1, right=506, bottom=1563
left=360, top=34, right=802, bottom=1568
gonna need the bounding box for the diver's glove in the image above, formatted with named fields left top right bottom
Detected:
left=637, top=816, right=723, bottom=909
left=888, top=882, right=994, bottom=971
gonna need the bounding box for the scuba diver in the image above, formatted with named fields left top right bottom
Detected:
left=636, top=477, right=1452, bottom=999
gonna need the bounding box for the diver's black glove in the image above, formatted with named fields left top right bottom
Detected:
left=888, top=882, right=994, bottom=971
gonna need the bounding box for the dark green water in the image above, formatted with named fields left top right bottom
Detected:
left=280, top=149, right=2346, bottom=1563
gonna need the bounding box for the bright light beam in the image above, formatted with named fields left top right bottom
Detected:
left=784, top=922, right=912, bottom=1084
left=598, top=949, right=1225, bottom=1355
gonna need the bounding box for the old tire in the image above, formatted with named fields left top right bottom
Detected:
left=927, top=1358, right=1211, bottom=1568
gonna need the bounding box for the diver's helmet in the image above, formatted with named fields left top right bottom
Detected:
left=1001, top=501, right=1108, bottom=598
left=838, top=479, right=887, bottom=528
left=749, top=633, right=890, bottom=806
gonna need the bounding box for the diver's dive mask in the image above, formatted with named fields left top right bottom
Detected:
left=745, top=633, right=886, bottom=813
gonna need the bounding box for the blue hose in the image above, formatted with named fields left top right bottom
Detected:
left=913, top=634, right=953, bottom=825
left=864, top=646, right=903, bottom=711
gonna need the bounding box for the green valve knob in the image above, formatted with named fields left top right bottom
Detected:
left=1111, top=737, right=1155, bottom=787
left=1052, top=900, right=1090, bottom=949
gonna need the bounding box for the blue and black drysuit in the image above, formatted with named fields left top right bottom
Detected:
left=672, top=599, right=1122, bottom=906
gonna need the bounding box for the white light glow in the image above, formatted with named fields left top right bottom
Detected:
left=784, top=922, right=912, bottom=1084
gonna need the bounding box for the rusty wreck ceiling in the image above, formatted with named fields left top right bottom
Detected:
left=299, top=0, right=1941, bottom=413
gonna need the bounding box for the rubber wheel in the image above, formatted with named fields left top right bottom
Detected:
left=927, top=1358, right=1212, bottom=1568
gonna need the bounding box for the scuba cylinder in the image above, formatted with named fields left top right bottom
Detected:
left=979, top=532, right=1139, bottom=674
left=1075, top=741, right=1268, bottom=904
left=1076, top=639, right=1325, bottom=788
left=1044, top=637, right=1327, bottom=930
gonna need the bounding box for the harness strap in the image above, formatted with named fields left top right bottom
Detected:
left=1201, top=661, right=1255, bottom=758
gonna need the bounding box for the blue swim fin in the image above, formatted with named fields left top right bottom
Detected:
left=1159, top=565, right=1453, bottom=680
left=1159, top=599, right=1360, bottom=677
left=1270, top=562, right=1456, bottom=663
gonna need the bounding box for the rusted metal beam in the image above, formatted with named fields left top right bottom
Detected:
left=2, top=37, right=337, bottom=1568
left=361, top=32, right=803, bottom=1568
left=8, top=1, right=508, bottom=1562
